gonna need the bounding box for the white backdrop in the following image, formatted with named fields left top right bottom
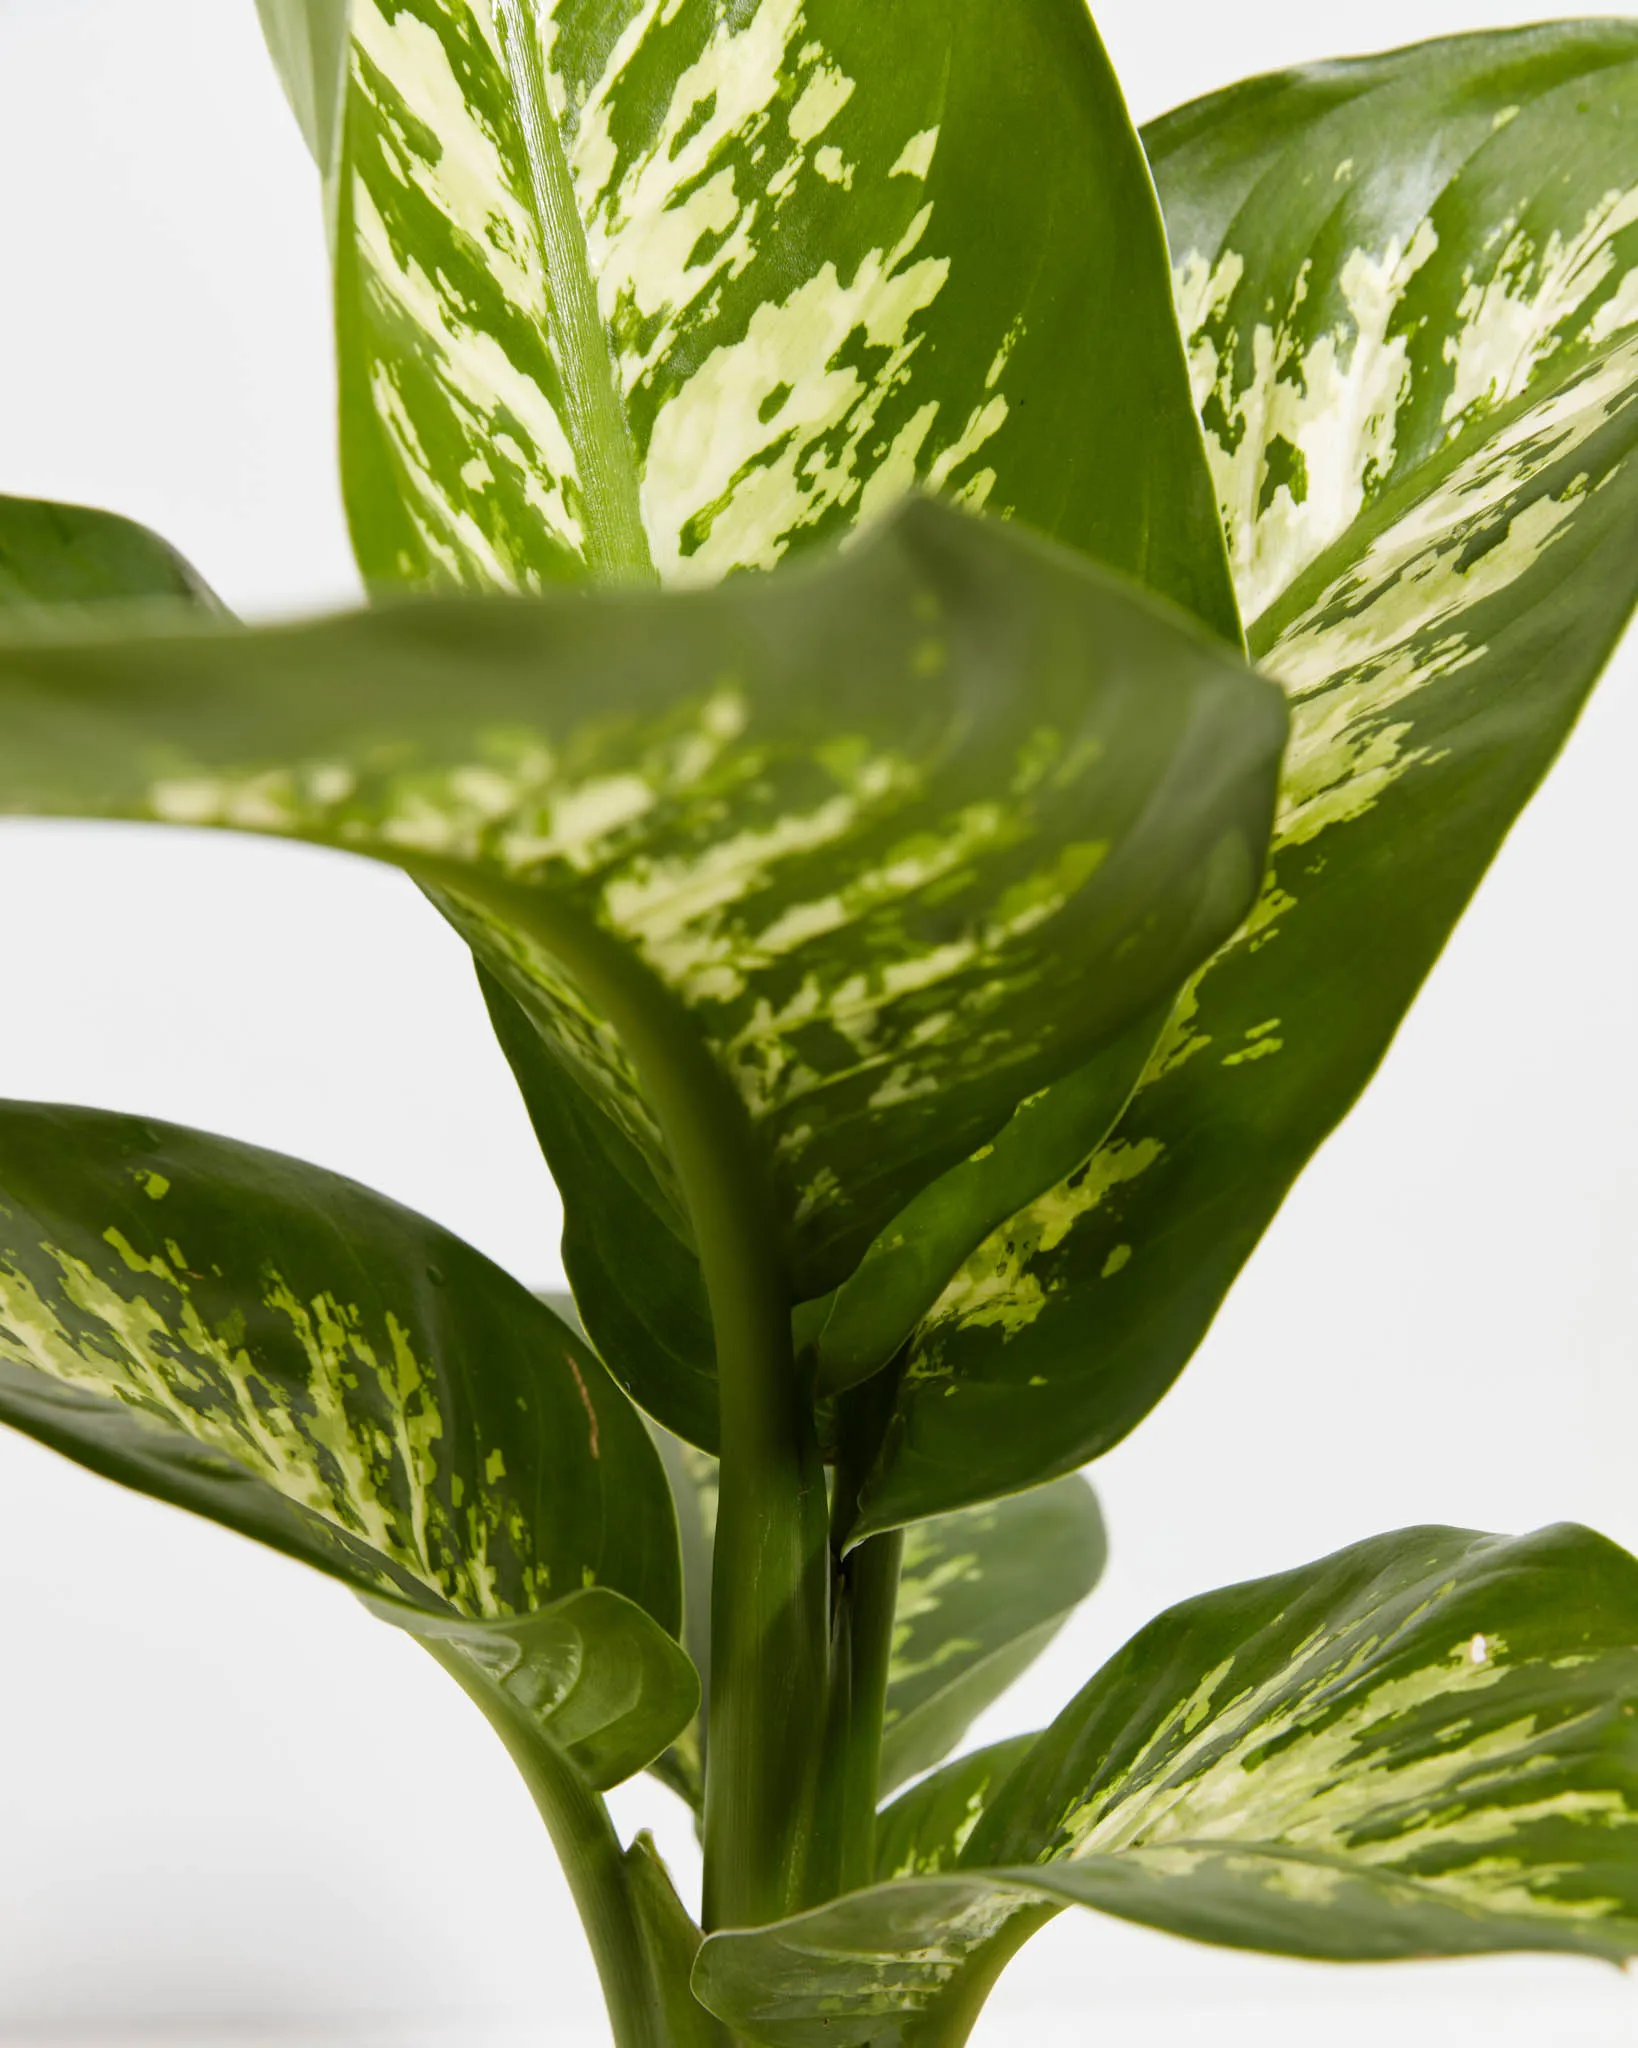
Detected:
left=0, top=2, right=1635, bottom=2041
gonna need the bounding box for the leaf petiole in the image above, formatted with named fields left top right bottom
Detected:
left=809, top=1527, right=904, bottom=1904
left=425, top=1638, right=668, bottom=2048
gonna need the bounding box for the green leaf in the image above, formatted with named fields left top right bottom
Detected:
left=874, top=1734, right=1038, bottom=1882
left=626, top=1833, right=734, bottom=2048
left=0, top=499, right=1284, bottom=1342
left=0, top=493, right=222, bottom=621
left=880, top=1475, right=1105, bottom=1797
left=647, top=1423, right=717, bottom=1812
left=321, top=0, right=1254, bottom=1423
left=850, top=22, right=1638, bottom=1537
left=485, top=963, right=718, bottom=1451
left=0, top=1100, right=690, bottom=1778
left=802, top=1007, right=1166, bottom=1398
left=328, top=0, right=1237, bottom=635
left=695, top=1873, right=1054, bottom=2046
left=371, top=1584, right=697, bottom=1788
left=696, top=1524, right=1638, bottom=2044
left=255, top=0, right=353, bottom=179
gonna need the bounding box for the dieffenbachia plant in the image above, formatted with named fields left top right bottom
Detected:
left=0, top=6, right=1635, bottom=2040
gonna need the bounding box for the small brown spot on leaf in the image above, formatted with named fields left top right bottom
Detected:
left=566, top=1353, right=601, bottom=1460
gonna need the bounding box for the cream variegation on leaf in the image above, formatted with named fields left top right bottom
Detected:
left=249, top=0, right=1251, bottom=1445
left=3, top=13, right=1638, bottom=2034
left=696, top=1524, right=1638, bottom=2045
left=847, top=21, right=1638, bottom=1539
left=0, top=1099, right=694, bottom=1789
left=326, top=0, right=1235, bottom=616
left=0, top=499, right=1282, bottom=1398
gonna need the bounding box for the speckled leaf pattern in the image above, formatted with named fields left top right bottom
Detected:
left=873, top=1734, right=1038, bottom=1882
left=879, top=1476, right=1104, bottom=1797
left=0, top=502, right=1283, bottom=1324
left=695, top=1524, right=1638, bottom=2044
left=802, top=1007, right=1166, bottom=1399
left=323, top=0, right=1237, bottom=632
left=850, top=23, right=1638, bottom=1538
left=277, top=0, right=1252, bottom=1465
left=0, top=493, right=222, bottom=621
left=0, top=1102, right=692, bottom=1780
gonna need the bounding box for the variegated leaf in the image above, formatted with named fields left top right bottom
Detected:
left=696, top=1524, right=1638, bottom=2045
left=0, top=1101, right=691, bottom=1784
left=874, top=1734, right=1038, bottom=1883
left=0, top=498, right=1283, bottom=1327
left=0, top=492, right=222, bottom=622
left=300, top=0, right=1256, bottom=1418
left=260, top=0, right=1256, bottom=1446
left=850, top=21, right=1638, bottom=1538
left=316, top=0, right=1237, bottom=630
left=879, top=1475, right=1105, bottom=1798
left=801, top=1006, right=1167, bottom=1398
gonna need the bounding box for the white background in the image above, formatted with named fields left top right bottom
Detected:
left=0, top=1, right=1634, bottom=2041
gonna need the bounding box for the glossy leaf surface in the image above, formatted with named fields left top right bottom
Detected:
left=0, top=493, right=220, bottom=621
left=321, top=0, right=1236, bottom=635
left=697, top=1524, right=1638, bottom=2043
left=852, top=22, right=1638, bottom=1537
left=0, top=1103, right=685, bottom=1753
left=0, top=499, right=1284, bottom=1336
left=376, top=1585, right=696, bottom=1789
left=280, top=0, right=1249, bottom=1456
left=874, top=1734, right=1038, bottom=1882
left=803, top=1008, right=1165, bottom=1398
left=484, top=963, right=717, bottom=1450
left=880, top=1476, right=1104, bottom=1797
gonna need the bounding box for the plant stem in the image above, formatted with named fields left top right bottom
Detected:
left=411, top=867, right=833, bottom=1933
left=804, top=1370, right=907, bottom=1901
left=426, top=1641, right=667, bottom=2048
left=702, top=1235, right=830, bottom=1930
left=809, top=1528, right=903, bottom=1901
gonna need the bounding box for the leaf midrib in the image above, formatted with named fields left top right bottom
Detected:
left=493, top=0, right=655, bottom=586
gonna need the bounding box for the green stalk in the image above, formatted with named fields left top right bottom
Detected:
left=808, top=1528, right=903, bottom=1902
left=838, top=1530, right=903, bottom=1894
left=426, top=1641, right=667, bottom=2048
left=409, top=865, right=832, bottom=1932
left=804, top=1371, right=908, bottom=1901
left=701, top=1218, right=831, bottom=1930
